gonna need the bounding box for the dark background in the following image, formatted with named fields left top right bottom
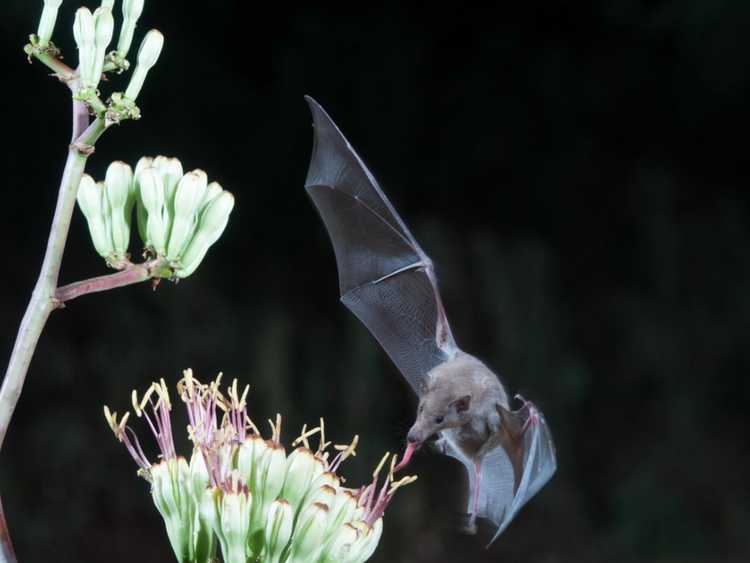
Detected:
left=1, top=1, right=749, bottom=562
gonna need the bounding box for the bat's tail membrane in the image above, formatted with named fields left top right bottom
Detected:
left=485, top=402, right=556, bottom=545
left=444, top=402, right=556, bottom=546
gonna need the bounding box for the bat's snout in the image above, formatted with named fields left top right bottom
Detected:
left=406, top=429, right=424, bottom=446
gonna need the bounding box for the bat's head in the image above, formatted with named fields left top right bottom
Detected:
left=406, top=389, right=472, bottom=447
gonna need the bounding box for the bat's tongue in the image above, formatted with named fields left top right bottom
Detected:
left=393, top=441, right=419, bottom=473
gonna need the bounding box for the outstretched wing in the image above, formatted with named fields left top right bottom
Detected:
left=445, top=400, right=557, bottom=544
left=304, top=96, right=458, bottom=394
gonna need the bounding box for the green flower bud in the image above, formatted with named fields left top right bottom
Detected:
left=249, top=443, right=287, bottom=537
left=37, top=0, right=63, bottom=48
left=214, top=489, right=253, bottom=563
left=73, top=8, right=97, bottom=89
left=280, top=448, right=324, bottom=512
left=125, top=29, right=164, bottom=101
left=302, top=484, right=336, bottom=516
left=117, top=0, right=145, bottom=57
left=236, top=435, right=268, bottom=486
left=201, top=181, right=224, bottom=210
left=167, top=171, right=208, bottom=259
left=189, top=448, right=210, bottom=500
left=175, top=191, right=235, bottom=278
left=345, top=520, right=383, bottom=563
left=287, top=502, right=328, bottom=563
left=319, top=522, right=359, bottom=563
left=193, top=487, right=217, bottom=563
left=133, top=156, right=153, bottom=242
left=137, top=167, right=168, bottom=254
left=77, top=174, right=114, bottom=258
left=153, top=156, right=184, bottom=207
left=151, top=458, right=193, bottom=563
left=264, top=500, right=294, bottom=563
left=104, top=161, right=133, bottom=257
left=92, top=7, right=115, bottom=87
left=326, top=490, right=358, bottom=539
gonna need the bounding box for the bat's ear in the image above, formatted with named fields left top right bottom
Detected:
left=450, top=395, right=471, bottom=413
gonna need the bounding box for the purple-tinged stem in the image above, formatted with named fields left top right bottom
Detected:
left=55, top=260, right=160, bottom=303
left=0, top=86, right=105, bottom=562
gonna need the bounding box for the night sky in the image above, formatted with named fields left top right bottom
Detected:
left=1, top=2, right=749, bottom=562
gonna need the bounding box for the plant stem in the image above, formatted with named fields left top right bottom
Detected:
left=0, top=112, right=104, bottom=451
left=0, top=94, right=105, bottom=561
left=55, top=260, right=160, bottom=303
left=29, top=51, right=75, bottom=83
left=0, top=497, right=14, bottom=563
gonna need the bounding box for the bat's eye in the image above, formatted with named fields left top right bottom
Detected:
left=434, top=416, right=444, bottom=424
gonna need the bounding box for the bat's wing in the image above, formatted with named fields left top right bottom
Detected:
left=444, top=400, right=556, bottom=544
left=304, top=96, right=458, bottom=394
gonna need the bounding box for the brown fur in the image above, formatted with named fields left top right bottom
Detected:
left=407, top=352, right=509, bottom=459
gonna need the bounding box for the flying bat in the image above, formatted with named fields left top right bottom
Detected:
left=303, top=96, right=556, bottom=543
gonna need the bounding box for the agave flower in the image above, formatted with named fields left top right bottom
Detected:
left=104, top=370, right=416, bottom=563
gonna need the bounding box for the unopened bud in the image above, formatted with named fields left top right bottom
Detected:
left=117, top=0, right=145, bottom=57
left=137, top=167, right=168, bottom=254
left=175, top=191, right=234, bottom=278
left=77, top=174, right=114, bottom=259
left=104, top=161, right=133, bottom=256
left=73, top=8, right=97, bottom=89
left=287, top=503, right=328, bottom=563
left=37, top=0, right=64, bottom=47
left=124, top=30, right=164, bottom=101
left=166, top=171, right=207, bottom=259
left=264, top=500, right=293, bottom=563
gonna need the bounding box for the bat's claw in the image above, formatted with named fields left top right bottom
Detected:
left=456, top=513, right=478, bottom=535
left=514, top=394, right=540, bottom=433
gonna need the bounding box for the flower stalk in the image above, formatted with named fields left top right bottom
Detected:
left=2, top=2, right=173, bottom=559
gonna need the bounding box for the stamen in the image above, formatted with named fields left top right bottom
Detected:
left=159, top=378, right=172, bottom=410
left=119, top=411, right=130, bottom=431
left=372, top=451, right=390, bottom=481
left=318, top=418, right=328, bottom=454
left=388, top=475, right=418, bottom=496
left=103, top=405, right=117, bottom=432
left=239, top=384, right=249, bottom=410
left=131, top=390, right=141, bottom=417
left=133, top=384, right=156, bottom=417
left=292, top=423, right=321, bottom=449
left=182, top=368, right=195, bottom=398
left=330, top=434, right=359, bottom=472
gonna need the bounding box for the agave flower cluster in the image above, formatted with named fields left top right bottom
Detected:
left=77, top=158, right=234, bottom=277
left=29, top=1, right=163, bottom=123
left=104, top=370, right=417, bottom=563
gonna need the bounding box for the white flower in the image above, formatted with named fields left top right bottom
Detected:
left=105, top=370, right=417, bottom=563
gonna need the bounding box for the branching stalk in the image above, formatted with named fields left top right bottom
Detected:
left=55, top=259, right=161, bottom=303
left=0, top=78, right=105, bottom=562
left=0, top=103, right=104, bottom=451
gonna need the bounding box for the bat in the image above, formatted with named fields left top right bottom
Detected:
left=303, top=95, right=556, bottom=544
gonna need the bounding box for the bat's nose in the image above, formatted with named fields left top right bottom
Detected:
left=407, top=429, right=422, bottom=444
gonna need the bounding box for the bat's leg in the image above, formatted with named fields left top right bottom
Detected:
left=465, top=460, right=482, bottom=535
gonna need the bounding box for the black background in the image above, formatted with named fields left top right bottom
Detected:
left=1, top=1, right=749, bottom=562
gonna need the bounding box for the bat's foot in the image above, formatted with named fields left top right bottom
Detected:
left=514, top=394, right=540, bottom=433
left=456, top=512, right=478, bottom=535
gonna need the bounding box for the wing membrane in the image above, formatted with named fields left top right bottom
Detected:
left=304, top=96, right=457, bottom=393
